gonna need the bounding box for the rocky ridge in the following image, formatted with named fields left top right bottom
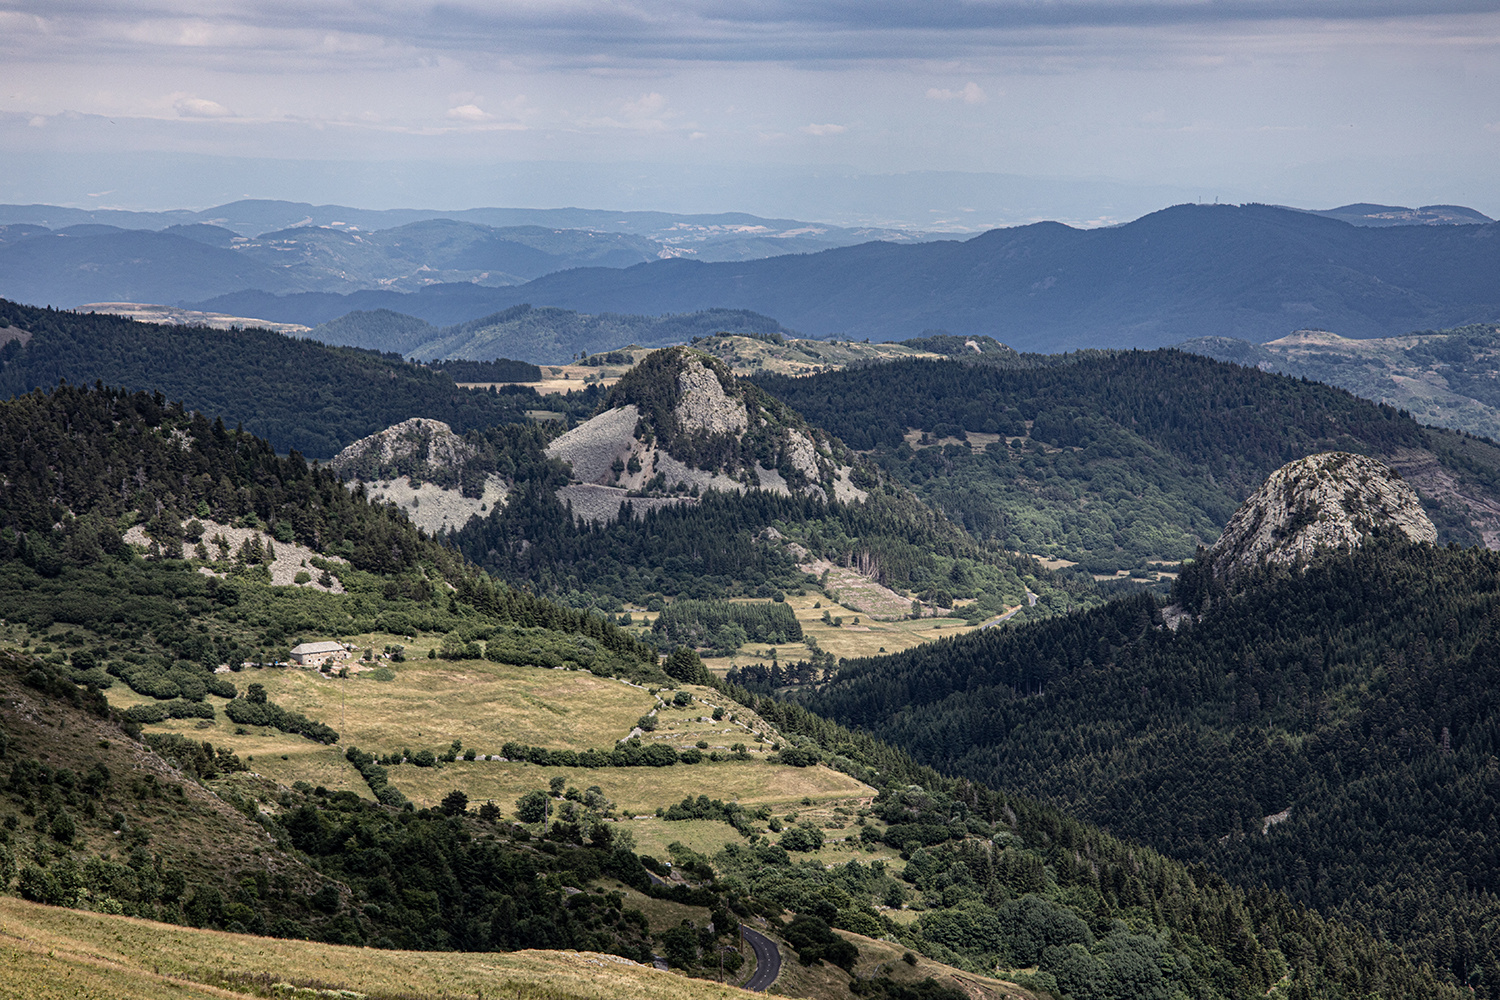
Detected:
left=1203, top=451, right=1436, bottom=581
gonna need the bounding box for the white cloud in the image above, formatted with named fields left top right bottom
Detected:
left=621, top=92, right=667, bottom=119
left=27, top=115, right=46, bottom=127
left=446, top=103, right=491, bottom=122
left=800, top=123, right=848, bottom=136
left=173, top=96, right=232, bottom=118
left=927, top=82, right=987, bottom=103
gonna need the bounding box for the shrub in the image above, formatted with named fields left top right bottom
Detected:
left=516, top=790, right=549, bottom=823
left=782, top=914, right=858, bottom=970
left=50, top=811, right=76, bottom=844
left=780, top=823, right=825, bottom=852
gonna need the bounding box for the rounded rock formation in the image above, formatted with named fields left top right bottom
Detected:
left=1204, top=451, right=1435, bottom=581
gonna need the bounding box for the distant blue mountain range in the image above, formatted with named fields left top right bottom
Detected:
left=193, top=203, right=1500, bottom=352
left=1, top=200, right=1495, bottom=352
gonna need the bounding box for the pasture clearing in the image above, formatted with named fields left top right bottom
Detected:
left=109, top=656, right=657, bottom=759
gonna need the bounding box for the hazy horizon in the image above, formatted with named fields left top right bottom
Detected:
left=2, top=2, right=1497, bottom=228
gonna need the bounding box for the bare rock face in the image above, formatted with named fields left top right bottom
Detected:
left=546, top=406, right=642, bottom=486
left=1205, top=451, right=1435, bottom=581
left=674, top=362, right=748, bottom=435
left=328, top=418, right=478, bottom=487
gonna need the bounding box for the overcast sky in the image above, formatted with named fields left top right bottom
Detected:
left=3, top=1, right=1498, bottom=227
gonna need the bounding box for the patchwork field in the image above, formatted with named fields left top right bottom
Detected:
left=700, top=592, right=980, bottom=679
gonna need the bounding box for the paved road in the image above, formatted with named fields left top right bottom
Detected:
left=740, top=927, right=781, bottom=992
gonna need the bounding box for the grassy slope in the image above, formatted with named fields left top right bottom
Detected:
left=104, top=649, right=873, bottom=822
left=0, top=651, right=325, bottom=899
left=0, top=894, right=752, bottom=1000
left=10, top=636, right=945, bottom=1000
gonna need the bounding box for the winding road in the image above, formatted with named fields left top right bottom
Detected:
left=740, top=926, right=782, bottom=992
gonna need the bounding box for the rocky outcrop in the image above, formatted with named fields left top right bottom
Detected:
left=674, top=361, right=749, bottom=436
left=328, top=418, right=479, bottom=490
left=328, top=418, right=506, bottom=534
left=545, top=347, right=867, bottom=521
left=1203, top=451, right=1435, bottom=581
left=546, top=406, right=644, bottom=486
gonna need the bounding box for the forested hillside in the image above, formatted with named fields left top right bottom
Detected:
left=0, top=298, right=595, bottom=459
left=453, top=475, right=1079, bottom=619
left=1182, top=323, right=1500, bottom=440
left=0, top=381, right=1468, bottom=998
left=799, top=539, right=1500, bottom=994
left=757, top=351, right=1500, bottom=571
left=444, top=348, right=1087, bottom=617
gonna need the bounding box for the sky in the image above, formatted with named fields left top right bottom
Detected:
left=2, top=0, right=1499, bottom=228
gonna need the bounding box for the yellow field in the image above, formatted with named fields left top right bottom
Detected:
left=106, top=655, right=657, bottom=762
left=0, top=895, right=755, bottom=1000
left=388, top=758, right=873, bottom=815
left=708, top=592, right=978, bottom=677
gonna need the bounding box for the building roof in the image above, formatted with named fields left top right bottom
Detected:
left=289, top=641, right=345, bottom=655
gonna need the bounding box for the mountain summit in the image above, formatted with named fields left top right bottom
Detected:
left=1203, top=451, right=1435, bottom=581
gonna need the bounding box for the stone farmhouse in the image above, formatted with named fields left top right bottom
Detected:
left=289, top=641, right=350, bottom=667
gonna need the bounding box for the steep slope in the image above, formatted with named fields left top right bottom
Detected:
left=546, top=347, right=866, bottom=522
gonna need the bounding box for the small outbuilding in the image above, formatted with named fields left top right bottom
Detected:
left=289, top=641, right=349, bottom=667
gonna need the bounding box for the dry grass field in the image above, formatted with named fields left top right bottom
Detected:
left=780, top=927, right=1040, bottom=1000
left=458, top=351, right=653, bottom=396
left=106, top=653, right=658, bottom=762
left=0, top=895, right=756, bottom=1000
left=707, top=592, right=979, bottom=679
left=388, top=758, right=872, bottom=816
left=695, top=335, right=945, bottom=379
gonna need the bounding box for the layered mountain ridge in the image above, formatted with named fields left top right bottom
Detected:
left=188, top=203, right=1500, bottom=351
